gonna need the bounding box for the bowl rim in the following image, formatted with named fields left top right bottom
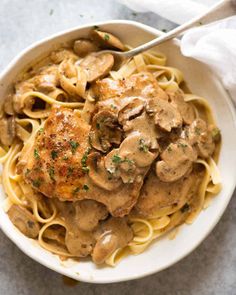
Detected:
left=0, top=19, right=236, bottom=284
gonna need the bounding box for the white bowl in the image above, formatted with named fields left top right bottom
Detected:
left=0, top=20, right=236, bottom=284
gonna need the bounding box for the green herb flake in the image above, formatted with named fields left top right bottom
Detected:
left=131, top=12, right=137, bottom=16
left=69, top=141, right=80, bottom=154
left=167, top=146, right=172, bottom=152
left=93, top=25, right=99, bottom=29
left=96, top=123, right=100, bottom=130
left=138, top=138, right=149, bottom=153
left=162, top=29, right=167, bottom=33
left=211, top=127, right=220, bottom=140
left=32, top=179, right=41, bottom=188
left=67, top=167, right=74, bottom=177
left=73, top=187, right=80, bottom=195
left=82, top=166, right=90, bottom=173
left=104, top=34, right=110, bottom=41
left=25, top=168, right=31, bottom=176
left=112, top=154, right=122, bottom=164
left=48, top=166, right=55, bottom=181
left=34, top=149, right=40, bottom=159
left=83, top=184, right=89, bottom=191
left=123, top=158, right=134, bottom=165
left=194, top=127, right=201, bottom=136
left=38, top=127, right=44, bottom=134
left=110, top=104, right=117, bottom=110
left=62, top=156, right=69, bottom=161
left=51, top=150, right=58, bottom=160
left=178, top=143, right=188, bottom=149
left=81, top=148, right=91, bottom=167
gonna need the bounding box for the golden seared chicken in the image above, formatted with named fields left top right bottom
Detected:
left=21, top=107, right=145, bottom=217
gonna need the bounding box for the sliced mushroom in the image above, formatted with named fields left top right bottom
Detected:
left=156, top=139, right=197, bottom=182
left=73, top=200, right=108, bottom=232
left=50, top=49, right=78, bottom=64
left=118, top=97, right=145, bottom=126
left=92, top=233, right=118, bottom=264
left=8, top=204, right=40, bottom=238
left=80, top=53, right=114, bottom=82
left=186, top=118, right=215, bottom=158
left=119, top=133, right=158, bottom=168
left=65, top=228, right=95, bottom=257
left=156, top=160, right=192, bottom=183
left=124, top=112, right=160, bottom=149
left=73, top=39, right=98, bottom=57
left=89, top=110, right=122, bottom=152
left=135, top=170, right=201, bottom=217
left=104, top=149, right=137, bottom=184
left=13, top=80, right=34, bottom=113
left=92, top=217, right=133, bottom=264
left=87, top=152, right=122, bottom=191
left=32, top=65, right=59, bottom=92
left=3, top=95, right=14, bottom=115
left=147, top=98, right=182, bottom=132
left=0, top=116, right=16, bottom=146
left=91, top=30, right=125, bottom=51
left=167, top=90, right=195, bottom=125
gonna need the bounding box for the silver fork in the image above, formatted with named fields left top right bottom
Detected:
left=102, top=0, right=236, bottom=70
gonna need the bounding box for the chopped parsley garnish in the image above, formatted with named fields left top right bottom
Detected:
left=62, top=156, right=68, bottom=161
left=81, top=148, right=91, bottom=167
left=48, top=166, right=55, bottom=181
left=25, top=168, right=31, bottom=176
left=38, top=127, right=44, bottom=134
left=34, top=149, right=40, bottom=159
left=69, top=141, right=79, bottom=154
left=167, top=146, right=172, bottom=152
left=73, top=187, right=80, bottom=195
left=51, top=150, right=58, bottom=160
left=139, top=138, right=149, bottom=153
left=32, top=179, right=41, bottom=188
left=67, top=167, right=74, bottom=177
left=110, top=104, right=117, bottom=110
left=82, top=166, right=90, bottom=173
left=211, top=127, right=220, bottom=140
left=83, top=184, right=89, bottom=191
left=112, top=154, right=122, bottom=163
left=104, top=34, right=110, bottom=41
left=96, top=123, right=100, bottom=129
left=122, top=158, right=134, bottom=165
left=131, top=12, right=137, bottom=16
left=178, top=143, right=188, bottom=149
left=194, top=127, right=201, bottom=135
left=93, top=25, right=99, bottom=29
left=162, top=29, right=167, bottom=33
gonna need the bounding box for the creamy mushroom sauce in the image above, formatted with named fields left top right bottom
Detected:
left=0, top=29, right=221, bottom=266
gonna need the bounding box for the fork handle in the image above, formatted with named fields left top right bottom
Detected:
left=124, top=0, right=236, bottom=58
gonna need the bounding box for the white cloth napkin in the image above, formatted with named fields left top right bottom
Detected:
left=181, top=16, right=236, bottom=104
left=118, top=0, right=236, bottom=104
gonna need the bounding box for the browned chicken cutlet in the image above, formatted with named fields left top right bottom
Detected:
left=22, top=107, right=143, bottom=217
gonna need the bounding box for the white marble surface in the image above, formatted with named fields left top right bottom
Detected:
left=0, top=1, right=235, bottom=294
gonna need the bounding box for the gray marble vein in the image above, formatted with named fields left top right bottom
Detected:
left=0, top=0, right=235, bottom=294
